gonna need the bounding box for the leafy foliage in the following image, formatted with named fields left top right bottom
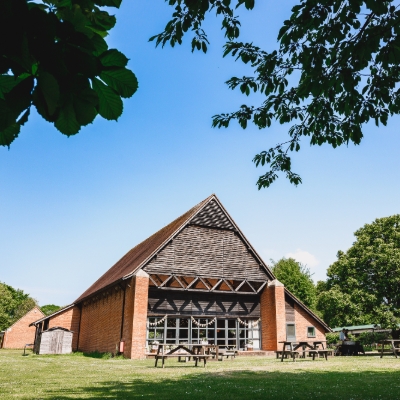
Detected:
left=150, top=1, right=255, bottom=53
left=325, top=332, right=339, bottom=345
left=0, top=0, right=137, bottom=147
left=158, top=1, right=400, bottom=188
left=0, top=282, right=37, bottom=331
left=316, top=215, right=400, bottom=337
left=358, top=331, right=389, bottom=346
left=271, top=257, right=317, bottom=311
left=40, top=304, right=61, bottom=316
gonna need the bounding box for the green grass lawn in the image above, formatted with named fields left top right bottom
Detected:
left=1, top=350, right=400, bottom=399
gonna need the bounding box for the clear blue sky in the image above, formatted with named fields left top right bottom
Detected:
left=1, top=2, right=399, bottom=306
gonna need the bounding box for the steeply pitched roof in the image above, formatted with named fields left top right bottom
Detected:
left=75, top=194, right=275, bottom=303
left=75, top=196, right=212, bottom=302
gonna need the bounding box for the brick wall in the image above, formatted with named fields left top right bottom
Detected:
left=128, top=270, right=149, bottom=359
left=78, top=287, right=124, bottom=354
left=3, top=307, right=44, bottom=349
left=122, top=277, right=135, bottom=357
left=48, top=306, right=81, bottom=350
left=77, top=271, right=149, bottom=359
left=293, top=303, right=326, bottom=342
left=260, top=280, right=286, bottom=351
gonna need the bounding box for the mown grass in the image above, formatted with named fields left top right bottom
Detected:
left=1, top=349, right=400, bottom=399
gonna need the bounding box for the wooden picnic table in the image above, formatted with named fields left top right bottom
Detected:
left=154, top=344, right=218, bottom=368
left=379, top=340, right=400, bottom=358
left=278, top=341, right=329, bottom=362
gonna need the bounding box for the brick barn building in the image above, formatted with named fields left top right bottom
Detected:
left=31, top=195, right=330, bottom=358
left=1, top=306, right=44, bottom=349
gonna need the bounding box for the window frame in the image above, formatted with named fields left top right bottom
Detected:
left=286, top=323, right=296, bottom=341
left=306, top=326, right=316, bottom=338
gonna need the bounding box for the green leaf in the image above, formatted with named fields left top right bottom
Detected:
left=0, top=123, right=20, bottom=147
left=38, top=71, right=60, bottom=116
left=56, top=0, right=72, bottom=7
left=95, top=0, right=122, bottom=8
left=54, top=101, right=80, bottom=135
left=92, top=77, right=122, bottom=120
left=73, top=88, right=99, bottom=126
left=100, top=50, right=128, bottom=67
left=87, top=26, right=108, bottom=38
left=0, top=76, right=21, bottom=99
left=99, top=68, right=138, bottom=98
left=0, top=100, right=15, bottom=131
left=91, top=33, right=108, bottom=56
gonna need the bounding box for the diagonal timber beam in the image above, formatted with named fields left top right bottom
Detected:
left=256, top=281, right=268, bottom=293
left=186, top=277, right=199, bottom=290
left=235, top=279, right=247, bottom=292
left=246, top=281, right=257, bottom=293
left=160, top=275, right=173, bottom=287
left=174, top=275, right=186, bottom=289
left=199, top=277, right=211, bottom=290
left=223, top=279, right=235, bottom=292
left=211, top=279, right=223, bottom=292
left=149, top=274, right=160, bottom=287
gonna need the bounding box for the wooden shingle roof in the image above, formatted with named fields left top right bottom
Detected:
left=75, top=194, right=275, bottom=303
left=75, top=195, right=213, bottom=302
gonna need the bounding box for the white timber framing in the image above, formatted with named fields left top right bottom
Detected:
left=148, top=273, right=267, bottom=295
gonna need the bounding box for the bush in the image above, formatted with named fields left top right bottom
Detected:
left=358, top=332, right=389, bottom=347
left=326, top=332, right=339, bottom=345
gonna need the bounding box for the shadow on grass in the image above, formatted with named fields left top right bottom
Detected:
left=71, top=351, right=124, bottom=360
left=44, top=369, right=400, bottom=400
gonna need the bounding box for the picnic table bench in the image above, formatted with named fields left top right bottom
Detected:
left=278, top=341, right=329, bottom=362
left=210, top=346, right=237, bottom=361
left=379, top=340, right=400, bottom=358
left=154, top=344, right=215, bottom=368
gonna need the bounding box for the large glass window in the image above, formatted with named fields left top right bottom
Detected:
left=191, top=318, right=216, bottom=344
left=238, top=319, right=260, bottom=349
left=146, top=317, right=261, bottom=350
left=147, top=317, right=165, bottom=345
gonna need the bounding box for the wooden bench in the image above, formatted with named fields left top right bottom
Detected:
left=307, top=349, right=329, bottom=360
left=211, top=349, right=236, bottom=361
left=155, top=354, right=212, bottom=368
left=276, top=350, right=300, bottom=361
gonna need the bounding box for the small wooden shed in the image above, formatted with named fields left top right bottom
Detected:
left=36, top=327, right=73, bottom=355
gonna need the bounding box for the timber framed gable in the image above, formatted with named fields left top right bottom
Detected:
left=141, top=196, right=273, bottom=296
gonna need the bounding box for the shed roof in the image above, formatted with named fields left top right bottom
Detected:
left=75, top=194, right=275, bottom=303
left=42, top=326, right=73, bottom=333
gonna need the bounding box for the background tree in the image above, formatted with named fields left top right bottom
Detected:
left=0, top=282, right=37, bottom=330
left=157, top=1, right=400, bottom=188
left=41, top=304, right=61, bottom=316
left=316, top=215, right=400, bottom=337
left=271, top=257, right=317, bottom=311
left=0, top=0, right=137, bottom=147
